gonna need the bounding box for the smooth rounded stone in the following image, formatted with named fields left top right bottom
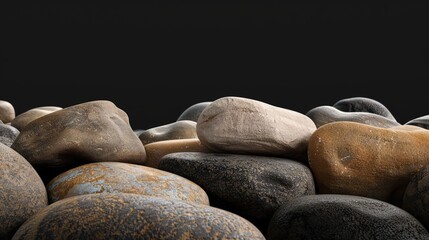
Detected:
left=308, top=121, right=429, bottom=204
left=177, top=101, right=211, bottom=121
left=406, top=115, right=429, bottom=129
left=197, top=97, right=316, bottom=160
left=0, top=143, right=48, bottom=239
left=133, top=129, right=145, bottom=137
left=306, top=105, right=400, bottom=128
left=139, top=120, right=197, bottom=145
left=11, top=106, right=62, bottom=131
left=47, top=162, right=209, bottom=205
left=11, top=100, right=146, bottom=167
left=159, top=152, right=315, bottom=232
left=0, top=124, right=19, bottom=147
left=403, top=164, right=429, bottom=229
left=12, top=193, right=265, bottom=240
left=144, top=138, right=211, bottom=168
left=267, top=194, right=429, bottom=240
left=0, top=100, right=15, bottom=123
left=333, top=97, right=396, bottom=121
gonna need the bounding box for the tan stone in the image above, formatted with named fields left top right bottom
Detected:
left=139, top=120, right=197, bottom=145
left=0, top=100, right=15, bottom=123
left=12, top=106, right=62, bottom=130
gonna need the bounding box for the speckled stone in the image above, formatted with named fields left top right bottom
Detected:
left=159, top=152, right=315, bottom=232
left=139, top=120, right=197, bottom=145
left=306, top=105, right=399, bottom=128
left=177, top=102, right=211, bottom=121
left=403, top=164, right=429, bottom=229
left=308, top=121, right=429, bottom=204
left=406, top=115, right=429, bottom=129
left=0, top=100, right=15, bottom=123
left=11, top=101, right=146, bottom=167
left=12, top=193, right=265, bottom=240
left=144, top=138, right=211, bottom=168
left=11, top=106, right=62, bottom=131
left=267, top=194, right=429, bottom=240
left=47, top=162, right=209, bottom=205
left=0, top=124, right=19, bottom=147
left=197, top=97, right=316, bottom=160
left=0, top=143, right=48, bottom=239
left=333, top=97, right=396, bottom=121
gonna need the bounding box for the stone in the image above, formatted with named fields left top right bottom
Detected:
left=333, top=97, right=396, bottom=121
left=308, top=121, right=429, bottom=204
left=47, top=162, right=209, bottom=205
left=0, top=100, right=15, bottom=123
left=11, top=106, right=62, bottom=131
left=159, top=152, right=315, bottom=232
left=267, top=194, right=429, bottom=240
left=0, top=124, right=19, bottom=147
left=197, top=97, right=316, bottom=160
left=306, top=105, right=400, bottom=128
left=144, top=138, right=210, bottom=168
left=12, top=193, right=265, bottom=240
left=406, top=115, right=429, bottom=129
left=11, top=100, right=146, bottom=167
left=0, top=143, right=48, bottom=239
left=177, top=101, right=211, bottom=121
left=139, top=120, right=197, bottom=145
left=403, top=164, right=429, bottom=230
left=133, top=129, right=145, bottom=137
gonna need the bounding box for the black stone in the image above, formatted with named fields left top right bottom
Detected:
left=333, top=97, right=396, bottom=121
left=177, top=102, right=211, bottom=122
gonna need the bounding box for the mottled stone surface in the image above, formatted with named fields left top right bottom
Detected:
left=267, top=194, right=429, bottom=240
left=0, top=100, right=15, bottom=123
left=11, top=106, right=62, bottom=131
left=0, top=124, right=19, bottom=147
left=197, top=97, right=316, bottom=160
left=47, top=162, right=209, bottom=205
left=0, top=143, right=48, bottom=239
left=403, top=164, right=429, bottom=229
left=12, top=100, right=146, bottom=167
left=406, top=115, right=429, bottom=129
left=159, top=152, right=315, bottom=232
left=177, top=102, right=211, bottom=121
left=144, top=138, right=211, bottom=168
left=139, top=120, right=197, bottom=145
left=308, top=121, right=429, bottom=204
left=333, top=97, right=396, bottom=121
left=306, top=105, right=399, bottom=128
left=12, top=193, right=265, bottom=240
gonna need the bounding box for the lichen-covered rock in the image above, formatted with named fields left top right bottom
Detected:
left=403, top=164, right=429, bottom=229
left=11, top=106, right=62, bottom=131
left=11, top=100, right=146, bottom=167
left=197, top=97, right=316, bottom=160
left=12, top=193, right=265, bottom=240
left=139, top=120, right=197, bottom=145
left=267, top=194, right=429, bottom=240
left=406, top=115, right=429, bottom=129
left=177, top=102, right=211, bottom=121
left=333, top=97, right=396, bottom=121
left=0, top=100, right=15, bottom=123
left=0, top=143, right=48, bottom=239
left=159, top=152, right=315, bottom=232
left=0, top=124, right=19, bottom=147
left=47, top=162, right=209, bottom=205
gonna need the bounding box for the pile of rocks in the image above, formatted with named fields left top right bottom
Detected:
left=1, top=97, right=429, bottom=239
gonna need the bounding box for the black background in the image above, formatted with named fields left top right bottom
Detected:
left=1, top=5, right=428, bottom=129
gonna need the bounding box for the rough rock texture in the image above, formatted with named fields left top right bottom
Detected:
left=308, top=121, right=429, bottom=204
left=333, top=97, right=396, bottom=121
left=406, top=115, right=429, bottom=129
left=0, top=124, right=19, bottom=147
left=139, top=120, right=197, bottom=145
left=12, top=193, right=265, bottom=240
left=0, top=100, right=15, bottom=123
left=197, top=97, right=316, bottom=160
left=11, top=100, right=146, bottom=167
left=306, top=105, right=399, bottom=128
left=11, top=106, right=62, bottom=131
left=403, top=164, right=429, bottom=229
left=267, top=194, right=429, bottom=240
left=47, top=162, right=209, bottom=205
left=144, top=138, right=211, bottom=168
left=0, top=143, right=48, bottom=239
left=177, top=102, right=211, bottom=122
left=159, top=152, right=315, bottom=232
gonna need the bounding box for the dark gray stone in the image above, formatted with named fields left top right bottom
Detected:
left=177, top=102, right=211, bottom=122
left=133, top=129, right=145, bottom=137
left=159, top=152, right=315, bottom=232
left=333, top=97, right=396, bottom=121
left=267, top=194, right=429, bottom=240
left=0, top=123, right=19, bottom=147
left=306, top=105, right=400, bottom=128
left=406, top=115, right=429, bottom=129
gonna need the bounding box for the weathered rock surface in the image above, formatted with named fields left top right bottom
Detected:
left=177, top=102, right=211, bottom=121
left=0, top=124, right=19, bottom=147
left=11, top=106, right=62, bottom=131
left=139, top=120, right=197, bottom=145
left=333, top=97, right=396, bottom=121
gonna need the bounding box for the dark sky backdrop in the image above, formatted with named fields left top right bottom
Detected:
left=1, top=5, right=428, bottom=129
